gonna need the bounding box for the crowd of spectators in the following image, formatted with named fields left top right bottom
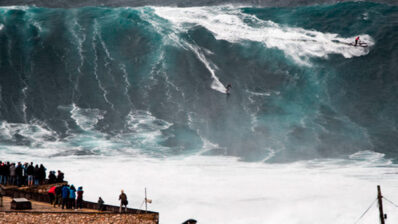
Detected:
left=0, top=161, right=64, bottom=187
left=1, top=161, right=130, bottom=213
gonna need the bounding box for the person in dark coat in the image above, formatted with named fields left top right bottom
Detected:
left=97, top=197, right=105, bottom=211
left=119, top=190, right=128, bottom=213
left=0, top=162, right=6, bottom=185
left=56, top=170, right=64, bottom=183
left=0, top=163, right=3, bottom=185
left=39, top=164, right=46, bottom=185
left=27, top=162, right=34, bottom=186
left=54, top=185, right=63, bottom=207
left=15, top=162, right=23, bottom=186
left=5, top=162, right=10, bottom=185
left=33, top=165, right=40, bottom=185
left=48, top=171, right=56, bottom=184
left=76, top=186, right=84, bottom=209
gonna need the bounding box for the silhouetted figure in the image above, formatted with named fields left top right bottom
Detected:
left=54, top=186, right=63, bottom=207
left=4, top=162, right=11, bottom=185
left=57, top=170, right=64, bottom=183
left=0, top=162, right=5, bottom=185
left=15, top=162, right=23, bottom=186
left=33, top=165, right=40, bottom=185
left=27, top=163, right=34, bottom=186
left=119, top=190, right=128, bottom=213
left=97, top=197, right=105, bottom=211
left=226, top=84, right=232, bottom=95
left=39, top=164, right=46, bottom=184
left=48, top=171, right=56, bottom=184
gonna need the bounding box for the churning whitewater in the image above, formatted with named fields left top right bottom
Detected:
left=0, top=1, right=398, bottom=223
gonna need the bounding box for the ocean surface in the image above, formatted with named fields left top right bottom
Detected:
left=0, top=1, right=397, bottom=223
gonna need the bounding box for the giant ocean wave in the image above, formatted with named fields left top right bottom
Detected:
left=0, top=2, right=397, bottom=162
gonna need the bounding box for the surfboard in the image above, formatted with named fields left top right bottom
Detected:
left=346, top=42, right=368, bottom=47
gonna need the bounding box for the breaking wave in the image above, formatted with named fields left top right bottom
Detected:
left=0, top=2, right=397, bottom=162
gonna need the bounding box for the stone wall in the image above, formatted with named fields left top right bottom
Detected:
left=0, top=212, right=158, bottom=224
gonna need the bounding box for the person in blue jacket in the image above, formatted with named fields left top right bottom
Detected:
left=61, top=185, right=70, bottom=209
left=69, top=185, right=76, bottom=209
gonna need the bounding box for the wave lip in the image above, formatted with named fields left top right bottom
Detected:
left=154, top=6, right=374, bottom=65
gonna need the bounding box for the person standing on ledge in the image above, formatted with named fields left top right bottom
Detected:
left=56, top=170, right=64, bottom=183
left=48, top=185, right=56, bottom=205
left=27, top=162, right=34, bottom=186
left=61, top=184, right=70, bottom=209
left=97, top=196, right=105, bottom=211
left=69, top=185, right=76, bottom=209
left=54, top=185, right=63, bottom=207
left=76, top=186, right=84, bottom=209
left=119, top=190, right=128, bottom=213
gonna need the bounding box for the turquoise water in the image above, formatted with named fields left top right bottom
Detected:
left=0, top=2, right=397, bottom=162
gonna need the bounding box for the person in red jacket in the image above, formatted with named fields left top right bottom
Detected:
left=354, top=36, right=360, bottom=46
left=48, top=186, right=56, bottom=205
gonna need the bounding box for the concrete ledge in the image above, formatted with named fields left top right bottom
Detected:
left=0, top=212, right=157, bottom=224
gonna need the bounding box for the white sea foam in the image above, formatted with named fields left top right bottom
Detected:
left=0, top=6, right=29, bottom=10
left=119, top=110, right=172, bottom=150
left=261, top=147, right=277, bottom=162
left=0, top=120, right=59, bottom=153
left=0, top=117, right=395, bottom=224
left=70, top=15, right=86, bottom=74
left=125, top=110, right=171, bottom=132
left=70, top=104, right=105, bottom=131
left=21, top=86, right=28, bottom=123
left=1, top=153, right=397, bottom=224
left=154, top=6, right=374, bottom=66
left=349, top=150, right=390, bottom=165
left=92, top=20, right=115, bottom=110
left=119, top=63, right=133, bottom=106
left=0, top=121, right=55, bottom=142
left=0, top=24, right=4, bottom=31
left=246, top=90, right=272, bottom=96
left=196, top=137, right=225, bottom=155
left=0, top=106, right=173, bottom=157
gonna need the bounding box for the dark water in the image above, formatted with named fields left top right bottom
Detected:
left=0, top=0, right=397, bottom=8
left=0, top=2, right=397, bottom=162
